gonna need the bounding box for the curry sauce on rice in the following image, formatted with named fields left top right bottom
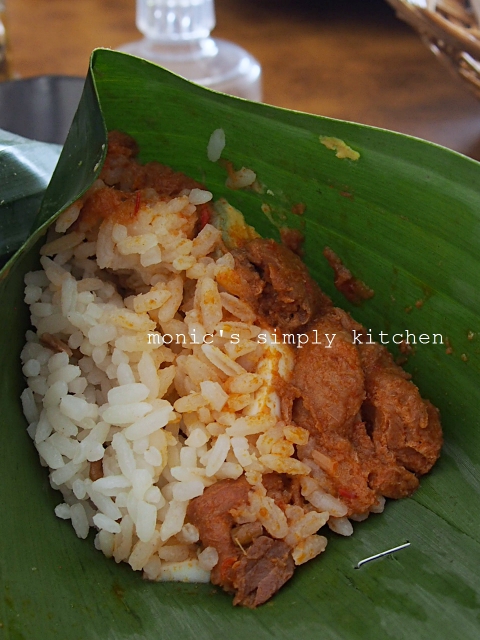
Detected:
left=20, top=131, right=443, bottom=608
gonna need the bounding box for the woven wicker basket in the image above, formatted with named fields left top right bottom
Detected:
left=386, top=0, right=480, bottom=99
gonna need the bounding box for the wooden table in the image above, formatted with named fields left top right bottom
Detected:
left=6, top=0, right=480, bottom=159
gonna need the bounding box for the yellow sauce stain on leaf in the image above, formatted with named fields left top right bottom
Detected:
left=319, top=136, right=360, bottom=161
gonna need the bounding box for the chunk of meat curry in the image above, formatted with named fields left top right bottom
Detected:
left=187, top=474, right=298, bottom=608
left=190, top=232, right=442, bottom=605
left=186, top=476, right=250, bottom=591
left=217, top=238, right=331, bottom=332
left=282, top=304, right=442, bottom=515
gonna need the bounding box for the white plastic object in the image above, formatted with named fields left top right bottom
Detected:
left=118, top=0, right=262, bottom=101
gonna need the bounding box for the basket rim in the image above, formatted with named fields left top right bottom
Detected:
left=386, top=0, right=480, bottom=59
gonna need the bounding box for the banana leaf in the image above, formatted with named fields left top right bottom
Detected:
left=1, top=48, right=479, bottom=640
left=0, top=129, right=61, bottom=265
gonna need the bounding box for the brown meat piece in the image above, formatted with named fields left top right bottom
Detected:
left=232, top=536, right=295, bottom=608
left=359, top=343, right=443, bottom=495
left=244, top=238, right=331, bottom=331
left=283, top=311, right=378, bottom=514
left=290, top=309, right=365, bottom=438
left=216, top=249, right=265, bottom=304
left=186, top=476, right=250, bottom=591
left=221, top=238, right=331, bottom=332
left=187, top=474, right=301, bottom=607
left=291, top=394, right=378, bottom=515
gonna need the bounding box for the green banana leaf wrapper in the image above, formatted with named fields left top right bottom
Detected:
left=1, top=49, right=479, bottom=640
left=0, top=130, right=61, bottom=265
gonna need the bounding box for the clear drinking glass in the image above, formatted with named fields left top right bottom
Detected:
left=118, top=0, right=262, bottom=101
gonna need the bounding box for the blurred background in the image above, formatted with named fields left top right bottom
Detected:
left=2, top=0, right=480, bottom=158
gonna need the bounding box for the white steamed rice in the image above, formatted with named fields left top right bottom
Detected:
left=20, top=165, right=382, bottom=584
